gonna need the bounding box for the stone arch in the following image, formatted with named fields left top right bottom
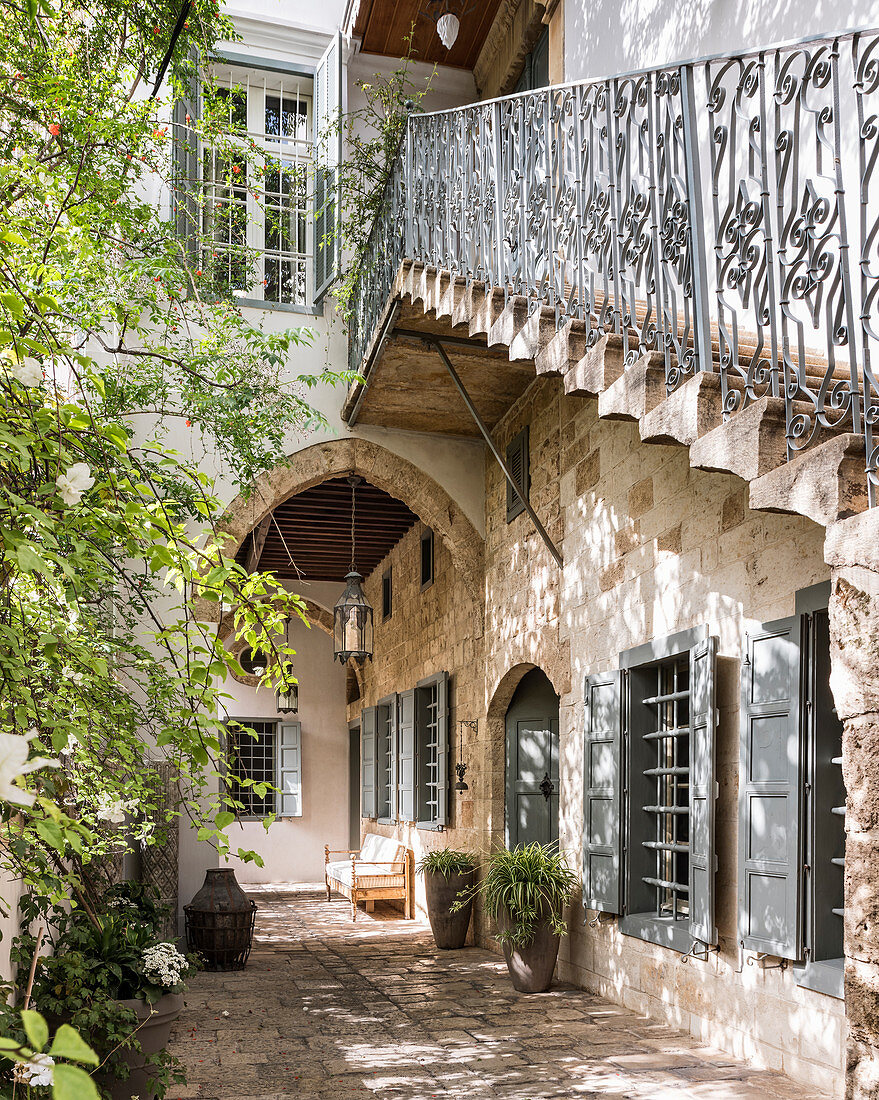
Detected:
left=214, top=437, right=484, bottom=614
left=484, top=648, right=570, bottom=850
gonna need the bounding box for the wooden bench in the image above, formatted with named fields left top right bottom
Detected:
left=324, top=833, right=411, bottom=921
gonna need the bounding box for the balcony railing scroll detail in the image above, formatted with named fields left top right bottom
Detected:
left=348, top=29, right=879, bottom=505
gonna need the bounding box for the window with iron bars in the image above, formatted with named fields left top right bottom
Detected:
left=199, top=67, right=313, bottom=307
left=376, top=695, right=396, bottom=823
left=226, top=720, right=276, bottom=817
left=416, top=682, right=439, bottom=826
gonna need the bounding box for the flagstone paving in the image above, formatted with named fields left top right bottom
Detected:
left=168, top=885, right=830, bottom=1100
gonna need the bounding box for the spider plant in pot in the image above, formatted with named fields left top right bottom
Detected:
left=416, top=849, right=478, bottom=950
left=464, top=842, right=578, bottom=993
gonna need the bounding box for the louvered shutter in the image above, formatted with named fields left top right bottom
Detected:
left=361, top=706, right=376, bottom=819
left=583, top=670, right=623, bottom=914
left=739, top=618, right=803, bottom=958
left=278, top=722, right=302, bottom=817
left=398, top=688, right=416, bottom=822
left=689, top=637, right=718, bottom=944
left=435, top=671, right=450, bottom=827
left=172, top=55, right=200, bottom=271
left=313, top=32, right=342, bottom=302
left=506, top=427, right=529, bottom=522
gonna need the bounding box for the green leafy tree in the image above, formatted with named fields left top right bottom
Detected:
left=0, top=0, right=349, bottom=932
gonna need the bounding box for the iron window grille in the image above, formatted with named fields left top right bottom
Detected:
left=376, top=696, right=396, bottom=823
left=639, top=655, right=691, bottom=922
left=382, top=567, right=393, bottom=621
left=227, top=721, right=276, bottom=817
left=417, top=682, right=440, bottom=825
left=198, top=67, right=313, bottom=307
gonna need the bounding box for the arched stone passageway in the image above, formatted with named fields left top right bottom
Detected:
left=215, top=438, right=485, bottom=612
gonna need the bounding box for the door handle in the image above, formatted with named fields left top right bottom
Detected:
left=539, top=773, right=555, bottom=801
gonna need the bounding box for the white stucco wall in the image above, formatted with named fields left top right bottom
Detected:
left=221, top=581, right=351, bottom=883
left=564, top=0, right=879, bottom=83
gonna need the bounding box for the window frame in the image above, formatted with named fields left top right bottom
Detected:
left=415, top=672, right=450, bottom=831
left=382, top=567, right=393, bottom=621
left=375, top=693, right=398, bottom=825
left=225, top=719, right=278, bottom=820
left=618, top=626, right=709, bottom=953
left=420, top=527, right=434, bottom=590
left=505, top=426, right=530, bottom=523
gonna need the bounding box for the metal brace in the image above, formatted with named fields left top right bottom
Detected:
left=747, top=952, right=787, bottom=971
left=587, top=911, right=615, bottom=929
left=681, top=940, right=718, bottom=964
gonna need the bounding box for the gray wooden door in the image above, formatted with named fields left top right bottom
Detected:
left=505, top=669, right=560, bottom=849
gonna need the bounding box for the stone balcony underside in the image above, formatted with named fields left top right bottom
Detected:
left=343, top=260, right=870, bottom=529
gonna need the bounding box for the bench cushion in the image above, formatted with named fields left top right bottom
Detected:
left=326, top=861, right=406, bottom=890
left=359, top=833, right=405, bottom=864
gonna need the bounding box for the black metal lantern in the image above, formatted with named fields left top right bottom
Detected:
left=277, top=679, right=298, bottom=713
left=334, top=476, right=374, bottom=664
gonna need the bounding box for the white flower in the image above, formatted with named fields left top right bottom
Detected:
left=0, top=729, right=59, bottom=808
left=141, top=942, right=188, bottom=988
left=13, top=1052, right=55, bottom=1087
left=10, top=358, right=43, bottom=387
left=95, top=795, right=127, bottom=824
left=55, top=462, right=94, bottom=506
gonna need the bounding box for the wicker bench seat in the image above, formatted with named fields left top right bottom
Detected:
left=324, top=833, right=411, bottom=920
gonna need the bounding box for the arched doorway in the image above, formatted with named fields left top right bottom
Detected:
left=505, top=668, right=559, bottom=849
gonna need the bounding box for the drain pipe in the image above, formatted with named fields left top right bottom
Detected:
left=400, top=329, right=563, bottom=569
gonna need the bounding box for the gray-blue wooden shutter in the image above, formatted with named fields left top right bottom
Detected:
left=398, top=689, right=416, bottom=822
left=436, top=671, right=450, bottom=826
left=313, top=32, right=342, bottom=302
left=172, top=54, right=200, bottom=270
left=583, top=670, right=623, bottom=914
left=361, top=706, right=376, bottom=819
left=278, top=722, right=302, bottom=817
left=739, top=617, right=803, bottom=959
left=689, top=637, right=718, bottom=944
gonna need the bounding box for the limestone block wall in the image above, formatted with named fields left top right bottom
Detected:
left=482, top=375, right=846, bottom=1095
left=349, top=518, right=489, bottom=923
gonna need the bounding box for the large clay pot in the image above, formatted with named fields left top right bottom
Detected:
left=499, top=912, right=562, bottom=993
left=424, top=869, right=476, bottom=949
left=184, top=867, right=256, bottom=970
left=107, top=992, right=183, bottom=1100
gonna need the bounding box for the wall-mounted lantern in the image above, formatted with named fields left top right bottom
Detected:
left=333, top=475, right=374, bottom=664
left=455, top=719, right=478, bottom=793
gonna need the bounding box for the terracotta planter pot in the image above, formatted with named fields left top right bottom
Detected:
left=499, top=913, right=562, bottom=993
left=424, top=869, right=476, bottom=949
left=106, top=992, right=184, bottom=1100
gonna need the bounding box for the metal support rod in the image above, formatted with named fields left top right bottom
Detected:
left=347, top=300, right=401, bottom=427
left=412, top=332, right=564, bottom=569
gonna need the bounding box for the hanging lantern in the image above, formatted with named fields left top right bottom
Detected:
left=333, top=475, right=374, bottom=664
left=277, top=679, right=299, bottom=714
left=436, top=11, right=459, bottom=48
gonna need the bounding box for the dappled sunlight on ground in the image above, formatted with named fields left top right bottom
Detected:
left=168, top=886, right=827, bottom=1100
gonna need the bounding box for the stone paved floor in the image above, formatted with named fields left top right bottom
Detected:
left=169, top=885, right=829, bottom=1100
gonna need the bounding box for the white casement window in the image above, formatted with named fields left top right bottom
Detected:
left=226, top=719, right=302, bottom=819
left=583, top=627, right=719, bottom=954
left=740, top=582, right=845, bottom=998
left=172, top=34, right=341, bottom=309
left=201, top=65, right=313, bottom=307
left=359, top=672, right=450, bottom=830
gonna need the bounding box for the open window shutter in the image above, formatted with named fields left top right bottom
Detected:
left=278, top=722, right=302, bottom=817
left=398, top=689, right=416, bottom=822
left=689, top=637, right=718, bottom=945
left=313, top=32, right=342, bottom=302
left=506, top=427, right=529, bottom=522
left=387, top=695, right=399, bottom=820
left=361, top=706, right=376, bottom=819
left=172, top=56, right=200, bottom=271
left=583, top=670, right=623, bottom=914
left=436, top=671, right=450, bottom=826
left=739, top=617, right=803, bottom=959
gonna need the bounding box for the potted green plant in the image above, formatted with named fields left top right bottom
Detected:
left=8, top=886, right=197, bottom=1099
left=416, top=849, right=478, bottom=950
left=463, top=843, right=578, bottom=993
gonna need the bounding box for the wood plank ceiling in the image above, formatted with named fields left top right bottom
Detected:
left=352, top=0, right=503, bottom=69
left=236, top=477, right=419, bottom=582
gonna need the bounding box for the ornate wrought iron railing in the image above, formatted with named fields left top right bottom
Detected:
left=347, top=29, right=879, bottom=505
